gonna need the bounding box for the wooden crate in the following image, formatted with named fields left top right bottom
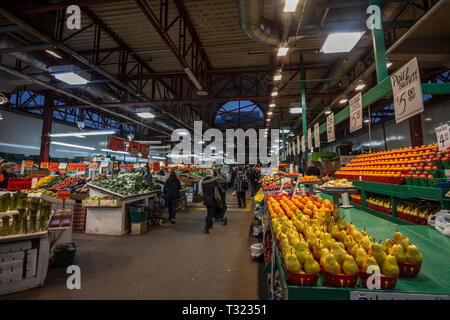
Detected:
left=131, top=221, right=147, bottom=235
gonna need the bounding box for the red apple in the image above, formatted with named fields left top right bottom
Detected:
left=428, top=175, right=434, bottom=179
left=412, top=174, right=419, bottom=178
left=419, top=174, right=427, bottom=178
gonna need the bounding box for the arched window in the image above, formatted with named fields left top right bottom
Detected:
left=215, top=100, right=264, bottom=125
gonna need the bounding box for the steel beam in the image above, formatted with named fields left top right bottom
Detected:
left=18, top=0, right=128, bottom=15
left=40, top=91, right=53, bottom=162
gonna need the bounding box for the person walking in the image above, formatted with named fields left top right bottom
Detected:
left=199, top=169, right=225, bottom=234
left=163, top=171, right=182, bottom=224
left=248, top=165, right=261, bottom=197
left=0, top=162, right=17, bottom=190
left=234, top=167, right=248, bottom=208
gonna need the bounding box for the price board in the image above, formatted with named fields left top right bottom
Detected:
left=119, top=164, right=126, bottom=169
left=24, top=160, right=34, bottom=168
left=89, top=162, right=99, bottom=170
left=16, top=164, right=22, bottom=170
left=128, top=141, right=140, bottom=157
left=108, top=136, right=125, bottom=151
left=307, top=127, right=312, bottom=150
left=40, top=162, right=49, bottom=169
left=67, top=163, right=78, bottom=170
left=127, top=164, right=134, bottom=169
left=391, top=57, right=424, bottom=124
left=59, top=169, right=66, bottom=174
left=59, top=163, right=67, bottom=169
left=77, top=164, right=86, bottom=174
left=314, top=123, right=320, bottom=148
left=0, top=174, right=4, bottom=182
left=349, top=92, right=363, bottom=133
left=327, top=113, right=335, bottom=143
left=141, top=144, right=150, bottom=159
left=49, top=162, right=59, bottom=171
left=301, top=135, right=306, bottom=152
left=435, top=124, right=450, bottom=151
left=57, top=190, right=71, bottom=199
left=297, top=136, right=300, bottom=154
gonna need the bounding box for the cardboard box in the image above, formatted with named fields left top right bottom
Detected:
left=131, top=221, right=148, bottom=235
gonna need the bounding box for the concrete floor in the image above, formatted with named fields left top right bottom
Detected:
left=3, top=192, right=267, bottom=300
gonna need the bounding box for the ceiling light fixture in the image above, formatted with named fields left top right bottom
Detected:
left=49, top=130, right=116, bottom=137
left=277, top=47, right=289, bottom=56
left=324, top=109, right=332, bottom=115
left=284, top=0, right=299, bottom=12
left=267, top=112, right=273, bottom=116
left=136, top=112, right=156, bottom=119
left=271, top=91, right=278, bottom=97
left=364, top=118, right=370, bottom=123
left=387, top=61, right=393, bottom=69
left=339, top=98, right=348, bottom=104
left=151, top=156, right=166, bottom=160
left=274, top=74, right=282, bottom=81
left=184, top=68, right=208, bottom=96
left=45, top=49, right=62, bottom=59
left=355, top=82, right=366, bottom=91
left=321, top=32, right=365, bottom=53
left=269, top=103, right=275, bottom=108
left=54, top=72, right=89, bottom=85
left=101, top=148, right=128, bottom=155
left=290, top=107, right=302, bottom=114
left=51, top=141, right=95, bottom=150
left=424, top=117, right=432, bottom=122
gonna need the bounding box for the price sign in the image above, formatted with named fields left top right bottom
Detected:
left=59, top=169, right=66, bottom=174
left=67, top=163, right=77, bottom=170
left=89, top=162, right=99, bottom=170
left=108, top=136, right=125, bottom=151
left=301, top=136, right=306, bottom=152
left=314, top=123, right=320, bottom=148
left=349, top=92, right=363, bottom=133
left=119, top=164, right=126, bottom=169
left=114, top=163, right=118, bottom=169
left=128, top=141, right=140, bottom=157
left=59, top=163, right=67, bottom=169
left=307, top=128, right=312, bottom=150
left=327, top=113, right=335, bottom=142
left=391, top=57, right=424, bottom=124
left=435, top=124, right=450, bottom=151
left=49, top=163, right=59, bottom=171
left=141, top=144, right=150, bottom=159
left=102, top=166, right=108, bottom=173
left=0, top=174, right=4, bottom=182
left=24, top=160, right=34, bottom=168
left=297, top=136, right=300, bottom=154
left=127, top=164, right=134, bottom=169
left=40, top=162, right=49, bottom=169
left=76, top=164, right=86, bottom=174
left=16, top=164, right=22, bottom=170
left=57, top=190, right=71, bottom=199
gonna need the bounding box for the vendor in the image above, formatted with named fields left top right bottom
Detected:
left=141, top=165, right=153, bottom=183
left=0, top=162, right=17, bottom=190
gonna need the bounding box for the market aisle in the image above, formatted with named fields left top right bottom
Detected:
left=3, top=191, right=263, bottom=300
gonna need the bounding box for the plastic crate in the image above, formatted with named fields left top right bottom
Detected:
left=53, top=242, right=76, bottom=268
left=130, top=205, right=148, bottom=223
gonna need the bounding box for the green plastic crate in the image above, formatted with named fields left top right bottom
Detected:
left=53, top=242, right=76, bottom=268
left=130, top=205, right=148, bottom=223
left=419, top=179, right=428, bottom=187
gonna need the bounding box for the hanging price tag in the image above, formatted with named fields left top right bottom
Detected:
left=89, top=162, right=99, bottom=170
left=127, top=164, right=134, bottom=169
left=435, top=124, right=450, bottom=151
left=314, top=123, right=320, bottom=148
left=349, top=92, right=363, bottom=133
left=391, top=57, right=424, bottom=124
left=76, top=166, right=86, bottom=174
left=67, top=163, right=77, bottom=170
left=301, top=136, right=306, bottom=152
left=327, top=113, right=335, bottom=142
left=24, top=160, right=34, bottom=168
left=108, top=136, right=126, bottom=151
left=59, top=169, right=66, bottom=174
left=102, top=167, right=108, bottom=173
left=40, top=162, right=49, bottom=169
left=57, top=190, right=71, bottom=199
left=16, top=164, right=22, bottom=170
left=308, top=127, right=312, bottom=150
left=49, top=163, right=59, bottom=171
left=297, top=136, right=300, bottom=154
left=0, top=174, right=4, bottom=182
left=119, top=164, right=126, bottom=169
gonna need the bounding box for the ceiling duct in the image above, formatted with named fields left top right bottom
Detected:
left=237, top=0, right=283, bottom=46
left=85, top=84, right=120, bottom=102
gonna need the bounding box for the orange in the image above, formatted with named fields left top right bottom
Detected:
left=306, top=202, right=314, bottom=211
left=303, top=208, right=312, bottom=216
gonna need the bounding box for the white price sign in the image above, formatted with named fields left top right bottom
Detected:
left=307, top=127, right=312, bottom=149
left=327, top=113, right=335, bottom=142
left=301, top=136, right=306, bottom=152
left=314, top=123, right=320, bottom=148
left=297, top=136, right=301, bottom=155
left=435, top=124, right=450, bottom=151
left=391, top=57, right=424, bottom=124
left=349, top=92, right=363, bottom=133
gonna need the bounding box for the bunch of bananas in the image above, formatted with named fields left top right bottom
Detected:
left=35, top=175, right=55, bottom=188
left=253, top=188, right=264, bottom=202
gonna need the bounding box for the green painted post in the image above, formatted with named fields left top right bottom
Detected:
left=369, top=0, right=389, bottom=83
left=391, top=196, right=397, bottom=218
left=300, top=55, right=307, bottom=170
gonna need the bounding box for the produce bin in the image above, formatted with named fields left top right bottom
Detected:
left=52, top=242, right=76, bottom=268
left=130, top=205, right=148, bottom=223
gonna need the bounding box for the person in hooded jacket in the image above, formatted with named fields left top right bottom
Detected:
left=199, top=169, right=225, bottom=234
left=163, top=171, right=182, bottom=224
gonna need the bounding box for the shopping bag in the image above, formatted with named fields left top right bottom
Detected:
left=232, top=190, right=237, bottom=197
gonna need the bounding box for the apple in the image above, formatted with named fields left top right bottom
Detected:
left=412, top=174, right=419, bottom=178
left=432, top=166, right=438, bottom=170
left=419, top=174, right=427, bottom=178
left=428, top=175, right=434, bottom=179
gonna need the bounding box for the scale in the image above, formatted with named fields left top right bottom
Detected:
left=316, top=186, right=359, bottom=221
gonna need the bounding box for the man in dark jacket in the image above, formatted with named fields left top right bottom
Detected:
left=200, top=169, right=225, bottom=234
left=163, top=171, right=182, bottom=224
left=234, top=167, right=248, bottom=208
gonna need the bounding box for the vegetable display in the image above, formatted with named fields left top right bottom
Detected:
left=91, top=172, right=161, bottom=196
left=49, top=177, right=83, bottom=191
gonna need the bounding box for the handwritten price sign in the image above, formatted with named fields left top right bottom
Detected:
left=314, top=123, right=320, bottom=148
left=327, top=113, right=335, bottom=143
left=349, top=92, right=362, bottom=133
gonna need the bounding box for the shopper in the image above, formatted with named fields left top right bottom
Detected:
left=307, top=164, right=321, bottom=177
left=199, top=169, right=225, bottom=234
left=234, top=167, right=248, bottom=208
left=0, top=162, right=17, bottom=190
left=229, top=167, right=237, bottom=188
left=141, top=165, right=153, bottom=183
left=163, top=171, right=182, bottom=224
left=248, top=165, right=261, bottom=197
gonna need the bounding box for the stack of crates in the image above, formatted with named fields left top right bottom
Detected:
left=72, top=201, right=86, bottom=233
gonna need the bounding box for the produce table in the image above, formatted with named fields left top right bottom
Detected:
left=85, top=183, right=160, bottom=235
left=264, top=192, right=450, bottom=300
left=350, top=180, right=450, bottom=224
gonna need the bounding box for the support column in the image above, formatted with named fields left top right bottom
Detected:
left=370, top=0, right=389, bottom=83
left=409, top=114, right=424, bottom=147
left=300, top=55, right=308, bottom=171
left=39, top=91, right=53, bottom=162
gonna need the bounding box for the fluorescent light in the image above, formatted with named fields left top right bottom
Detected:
left=364, top=119, right=370, bottom=123
left=339, top=98, right=348, bottom=104
left=355, top=83, right=366, bottom=91
left=49, top=130, right=116, bottom=137
left=51, top=141, right=95, bottom=150
left=151, top=156, right=166, bottom=160
left=277, top=47, right=289, bottom=56
left=321, top=32, right=365, bottom=53
left=325, top=110, right=332, bottom=115
left=177, top=131, right=189, bottom=136
left=184, top=68, right=203, bottom=91
left=387, top=61, right=393, bottom=69
left=54, top=72, right=89, bottom=85
left=137, top=112, right=155, bottom=119
left=424, top=117, right=432, bottom=122
left=0, top=142, right=40, bottom=150
left=267, top=118, right=271, bottom=122
left=0, top=111, right=2, bottom=120
left=45, top=49, right=62, bottom=59
left=198, top=141, right=205, bottom=144
left=284, top=0, right=299, bottom=12
left=281, top=129, right=290, bottom=133
left=290, top=107, right=302, bottom=114
left=269, top=103, right=275, bottom=108
left=274, top=74, right=282, bottom=81
left=271, top=91, right=278, bottom=97
left=268, top=112, right=273, bottom=115
left=101, top=148, right=128, bottom=154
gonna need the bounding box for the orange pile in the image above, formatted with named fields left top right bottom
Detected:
left=300, top=175, right=320, bottom=182
left=267, top=195, right=333, bottom=219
